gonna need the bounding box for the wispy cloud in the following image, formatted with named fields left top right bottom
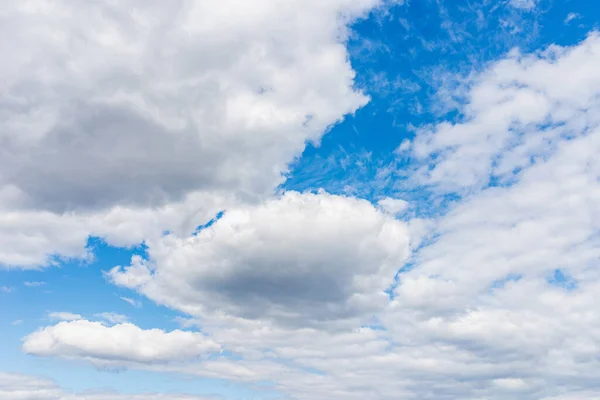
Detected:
left=47, top=312, right=83, bottom=322
left=120, top=297, right=142, bottom=308
left=24, top=281, right=45, bottom=287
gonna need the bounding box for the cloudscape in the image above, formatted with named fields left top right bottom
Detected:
left=2, top=1, right=600, bottom=399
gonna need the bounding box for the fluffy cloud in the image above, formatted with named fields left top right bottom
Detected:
left=0, top=372, right=217, bottom=400
left=108, top=191, right=410, bottom=327
left=381, top=31, right=600, bottom=398
left=23, top=320, right=221, bottom=365
left=407, top=32, right=600, bottom=194
left=0, top=0, right=383, bottom=268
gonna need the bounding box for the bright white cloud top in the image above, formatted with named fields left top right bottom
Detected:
left=0, top=0, right=378, bottom=268
left=2, top=1, right=600, bottom=399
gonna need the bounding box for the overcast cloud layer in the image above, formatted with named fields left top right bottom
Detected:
left=3, top=1, right=600, bottom=399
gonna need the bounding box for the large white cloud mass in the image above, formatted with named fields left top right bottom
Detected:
left=107, top=191, right=411, bottom=327
left=0, top=0, right=382, bottom=268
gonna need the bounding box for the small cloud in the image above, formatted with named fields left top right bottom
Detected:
left=564, top=12, right=580, bottom=24
left=120, top=296, right=142, bottom=308
left=1, top=286, right=14, bottom=293
left=48, top=312, right=83, bottom=321
left=378, top=197, right=409, bottom=215
left=395, top=139, right=411, bottom=154
left=24, top=281, right=46, bottom=287
left=509, top=0, right=536, bottom=10
left=95, top=312, right=129, bottom=324
left=12, top=320, right=23, bottom=326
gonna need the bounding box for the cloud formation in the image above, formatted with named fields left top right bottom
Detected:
left=108, top=191, right=410, bottom=327
left=0, top=0, right=382, bottom=268
left=23, top=320, right=221, bottom=365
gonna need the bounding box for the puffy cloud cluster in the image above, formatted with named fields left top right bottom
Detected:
left=107, top=191, right=410, bottom=327
left=0, top=0, right=380, bottom=268
left=23, top=320, right=221, bottom=365
left=407, top=32, right=600, bottom=193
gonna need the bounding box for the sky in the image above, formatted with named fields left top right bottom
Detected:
left=2, top=0, right=600, bottom=399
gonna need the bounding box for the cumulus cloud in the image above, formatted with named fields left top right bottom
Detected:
left=410, top=32, right=600, bottom=194
left=380, top=31, right=600, bottom=398
left=108, top=191, right=410, bottom=327
left=0, top=0, right=383, bottom=268
left=23, top=320, right=221, bottom=365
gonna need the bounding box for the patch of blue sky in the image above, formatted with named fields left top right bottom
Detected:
left=548, top=268, right=577, bottom=290
left=489, top=273, right=524, bottom=291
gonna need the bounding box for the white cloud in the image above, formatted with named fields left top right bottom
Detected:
left=94, top=312, right=129, bottom=324
left=509, top=0, right=537, bottom=10
left=120, top=296, right=142, bottom=308
left=24, top=281, right=46, bottom=287
left=47, top=312, right=83, bottom=322
left=379, top=31, right=600, bottom=398
left=0, top=372, right=217, bottom=400
left=1, top=286, right=14, bottom=293
left=0, top=0, right=385, bottom=269
left=108, top=191, right=410, bottom=327
left=565, top=12, right=581, bottom=24
left=23, top=320, right=221, bottom=365
left=377, top=197, right=409, bottom=215
left=410, top=32, right=600, bottom=194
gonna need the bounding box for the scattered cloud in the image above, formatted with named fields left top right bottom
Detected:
left=24, top=281, right=46, bottom=287
left=120, top=297, right=142, bottom=308
left=94, top=313, right=129, bottom=325
left=509, top=0, right=537, bottom=11
left=47, top=312, right=83, bottom=322
left=1, top=286, right=14, bottom=293
left=565, top=12, right=581, bottom=24
left=23, top=320, right=221, bottom=366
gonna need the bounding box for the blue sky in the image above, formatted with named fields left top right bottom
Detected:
left=2, top=1, right=600, bottom=399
